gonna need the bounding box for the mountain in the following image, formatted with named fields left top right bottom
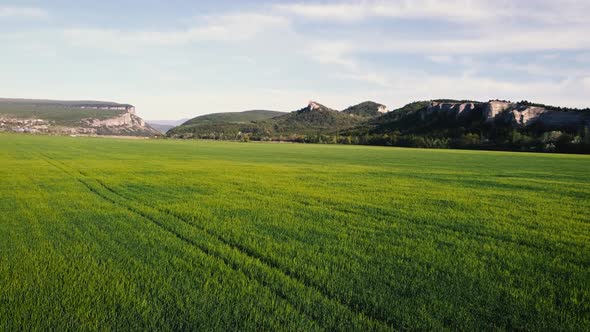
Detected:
left=356, top=99, right=590, bottom=153
left=368, top=100, right=590, bottom=134
left=342, top=101, right=389, bottom=117
left=169, top=98, right=590, bottom=153
left=0, top=98, right=159, bottom=136
left=167, top=101, right=380, bottom=139
left=181, top=110, right=285, bottom=126
left=267, top=101, right=367, bottom=135
left=168, top=110, right=286, bottom=138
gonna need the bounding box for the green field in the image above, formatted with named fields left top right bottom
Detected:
left=1, top=134, right=589, bottom=331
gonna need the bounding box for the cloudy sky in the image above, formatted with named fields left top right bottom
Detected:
left=1, top=0, right=589, bottom=120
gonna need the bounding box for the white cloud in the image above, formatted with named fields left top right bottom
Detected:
left=274, top=0, right=590, bottom=25
left=63, top=13, right=289, bottom=50
left=343, top=72, right=393, bottom=88
left=0, top=6, right=48, bottom=19
left=132, top=73, right=590, bottom=119
left=427, top=55, right=453, bottom=64
left=389, top=73, right=590, bottom=109
left=575, top=53, right=590, bottom=63
left=3, top=1, right=590, bottom=118
left=301, top=40, right=359, bottom=69
left=332, top=26, right=590, bottom=56
left=274, top=0, right=499, bottom=22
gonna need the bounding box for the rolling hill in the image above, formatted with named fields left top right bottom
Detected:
left=167, top=110, right=286, bottom=138
left=266, top=102, right=367, bottom=135
left=169, top=99, right=590, bottom=153
left=0, top=98, right=159, bottom=136
left=342, top=101, right=389, bottom=117
left=168, top=101, right=386, bottom=139
left=181, top=110, right=286, bottom=126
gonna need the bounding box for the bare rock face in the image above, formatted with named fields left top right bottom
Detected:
left=427, top=101, right=477, bottom=119
left=486, top=102, right=588, bottom=128
left=308, top=101, right=323, bottom=111
left=507, top=106, right=546, bottom=126
left=0, top=117, right=51, bottom=134
left=422, top=100, right=589, bottom=130
left=83, top=112, right=146, bottom=128
left=484, top=101, right=512, bottom=123
left=377, top=105, right=390, bottom=114
left=0, top=105, right=159, bottom=136
left=80, top=110, right=158, bottom=136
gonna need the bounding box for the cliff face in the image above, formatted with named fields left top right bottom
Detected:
left=483, top=101, right=511, bottom=122
left=426, top=100, right=589, bottom=129
left=83, top=111, right=146, bottom=128
left=426, top=102, right=478, bottom=119
left=0, top=99, right=159, bottom=136
left=81, top=111, right=159, bottom=136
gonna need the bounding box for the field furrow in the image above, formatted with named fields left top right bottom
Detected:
left=39, top=154, right=390, bottom=331
left=2, top=134, right=589, bottom=331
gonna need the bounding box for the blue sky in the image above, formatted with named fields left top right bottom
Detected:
left=1, top=0, right=589, bottom=120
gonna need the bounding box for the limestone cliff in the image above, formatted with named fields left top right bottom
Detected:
left=0, top=98, right=159, bottom=136
left=425, top=100, right=589, bottom=129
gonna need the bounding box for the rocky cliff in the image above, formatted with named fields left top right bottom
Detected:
left=425, top=100, right=589, bottom=129
left=0, top=98, right=159, bottom=136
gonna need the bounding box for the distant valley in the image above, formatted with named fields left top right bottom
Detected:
left=147, top=119, right=190, bottom=134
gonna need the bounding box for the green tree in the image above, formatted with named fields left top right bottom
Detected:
left=583, top=127, right=590, bottom=144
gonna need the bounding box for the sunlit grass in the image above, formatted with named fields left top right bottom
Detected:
left=1, top=134, right=589, bottom=330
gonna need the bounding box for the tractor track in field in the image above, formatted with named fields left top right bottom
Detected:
left=91, top=179, right=398, bottom=329
left=38, top=154, right=392, bottom=331
left=37, top=154, right=323, bottom=330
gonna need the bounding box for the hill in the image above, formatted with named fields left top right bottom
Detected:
left=351, top=100, right=590, bottom=152
left=168, top=101, right=384, bottom=140
left=182, top=110, right=285, bottom=126
left=342, top=101, right=389, bottom=117
left=168, top=110, right=285, bottom=139
left=0, top=98, right=159, bottom=136
left=170, top=98, right=590, bottom=153
left=266, top=101, right=366, bottom=135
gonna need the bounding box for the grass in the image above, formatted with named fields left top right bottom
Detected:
left=0, top=133, right=589, bottom=331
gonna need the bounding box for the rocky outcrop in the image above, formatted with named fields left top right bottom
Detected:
left=306, top=101, right=335, bottom=112
left=505, top=106, right=546, bottom=126
left=83, top=111, right=145, bottom=128
left=0, top=117, right=50, bottom=133
left=424, top=100, right=589, bottom=129
left=484, top=101, right=512, bottom=122
left=308, top=101, right=324, bottom=111
left=84, top=111, right=159, bottom=136
left=489, top=102, right=589, bottom=129
left=342, top=101, right=389, bottom=117
left=427, top=101, right=478, bottom=119
left=0, top=100, right=159, bottom=136
left=80, top=111, right=159, bottom=136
